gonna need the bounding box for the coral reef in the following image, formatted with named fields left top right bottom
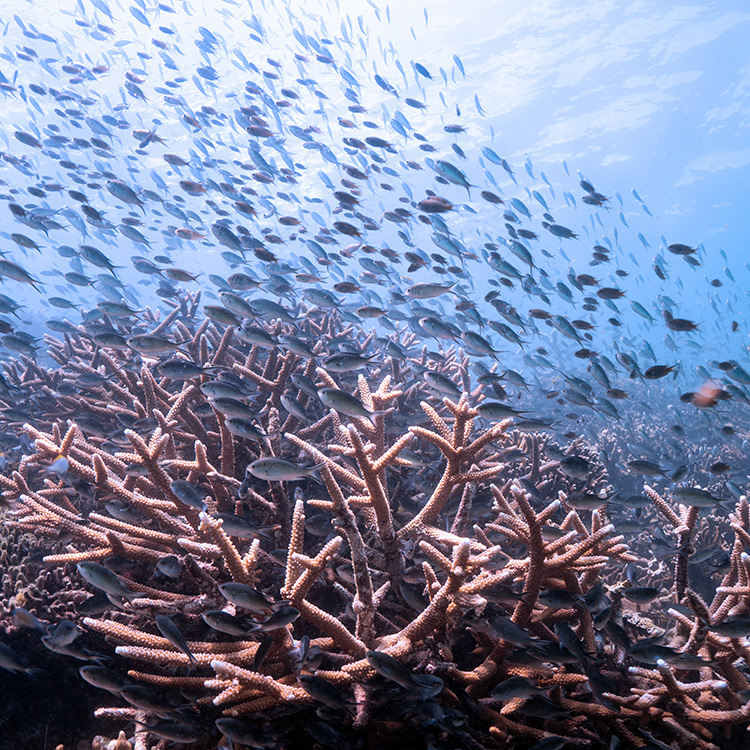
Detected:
left=1, top=302, right=749, bottom=749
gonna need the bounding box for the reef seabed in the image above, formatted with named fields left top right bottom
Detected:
left=0, top=303, right=749, bottom=749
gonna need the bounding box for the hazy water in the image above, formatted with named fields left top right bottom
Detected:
left=0, top=0, right=745, bottom=449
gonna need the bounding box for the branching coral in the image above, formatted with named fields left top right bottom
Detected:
left=1, top=305, right=749, bottom=749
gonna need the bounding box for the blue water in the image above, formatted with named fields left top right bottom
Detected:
left=1, top=1, right=750, bottom=747
left=0, top=1, right=747, bottom=373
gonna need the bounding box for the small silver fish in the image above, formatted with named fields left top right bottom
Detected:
left=214, top=514, right=280, bottom=540
left=298, top=673, right=354, bottom=713
left=490, top=676, right=552, bottom=701
left=127, top=334, right=186, bottom=354
left=0, top=642, right=41, bottom=676
left=170, top=479, right=208, bottom=510
left=201, top=610, right=258, bottom=636
left=79, top=665, right=130, bottom=694
left=258, top=605, right=300, bottom=632
left=215, top=718, right=277, bottom=748
left=11, top=607, right=47, bottom=632
left=218, top=582, right=287, bottom=615
left=558, top=456, right=590, bottom=480
left=366, top=651, right=444, bottom=698
left=318, top=388, right=387, bottom=421
left=423, top=371, right=462, bottom=397
left=322, top=352, right=381, bottom=372
left=76, top=562, right=144, bottom=606
left=155, top=555, right=182, bottom=580
left=246, top=457, right=324, bottom=481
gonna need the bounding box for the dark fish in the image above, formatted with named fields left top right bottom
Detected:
left=644, top=365, right=678, bottom=379
left=155, top=615, right=198, bottom=669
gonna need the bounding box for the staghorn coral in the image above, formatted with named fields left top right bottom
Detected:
left=0, top=303, right=749, bottom=749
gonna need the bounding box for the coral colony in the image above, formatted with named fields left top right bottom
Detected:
left=0, top=300, right=748, bottom=749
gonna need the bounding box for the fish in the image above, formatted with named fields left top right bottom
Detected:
left=202, top=610, right=259, bottom=636
left=423, top=371, right=462, bottom=398
left=120, top=685, right=187, bottom=717
left=479, top=615, right=550, bottom=648
left=43, top=620, right=80, bottom=649
left=157, top=359, right=217, bottom=380
left=318, top=388, right=387, bottom=421
left=257, top=605, right=300, bottom=632
left=704, top=616, right=750, bottom=638
left=366, top=651, right=444, bottom=698
left=218, top=583, right=288, bottom=615
left=246, top=457, right=324, bottom=481
left=11, top=607, right=47, bottom=632
left=214, top=514, right=280, bottom=539
left=170, top=479, right=209, bottom=510
left=558, top=456, right=590, bottom=480
left=626, top=460, right=667, bottom=477
left=476, top=402, right=528, bottom=420
left=224, top=418, right=271, bottom=445
left=132, top=719, right=203, bottom=744
left=563, top=492, right=610, bottom=511
left=644, top=365, right=678, bottom=379
left=0, top=643, right=42, bottom=677
left=155, top=555, right=182, bottom=580
left=0, top=259, right=43, bottom=291
left=127, top=334, right=187, bottom=354
left=460, top=331, right=503, bottom=360
left=405, top=281, right=456, bottom=299
left=155, top=615, right=198, bottom=669
left=106, top=180, right=145, bottom=210
left=43, top=454, right=69, bottom=475
left=209, top=398, right=261, bottom=420
left=538, top=588, right=584, bottom=610
left=322, top=352, right=381, bottom=372
left=298, top=673, right=355, bottom=713
left=628, top=641, right=716, bottom=668
left=76, top=562, right=144, bottom=606
left=78, top=665, right=130, bottom=694
left=670, top=487, right=724, bottom=508
left=622, top=586, right=661, bottom=604
left=215, top=718, right=277, bottom=748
